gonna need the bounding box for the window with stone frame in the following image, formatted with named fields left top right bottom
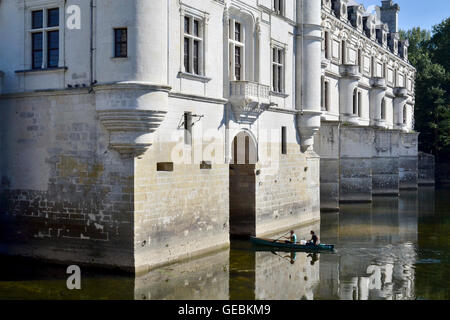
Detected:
left=381, top=98, right=386, bottom=120
left=321, top=77, right=330, bottom=112
left=272, top=47, right=285, bottom=93
left=229, top=20, right=245, bottom=81
left=31, top=8, right=60, bottom=69
left=183, top=15, right=204, bottom=75
left=273, top=0, right=285, bottom=16
left=114, top=28, right=128, bottom=58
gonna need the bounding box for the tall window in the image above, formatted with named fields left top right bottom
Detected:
left=183, top=16, right=203, bottom=75
left=357, top=91, right=362, bottom=117
left=272, top=47, right=285, bottom=93
left=274, top=0, right=284, bottom=15
left=358, top=49, right=362, bottom=73
left=184, top=112, right=193, bottom=146
left=229, top=20, right=244, bottom=81
left=341, top=40, right=346, bottom=64
left=403, top=106, right=407, bottom=125
left=322, top=78, right=330, bottom=112
left=281, top=127, right=287, bottom=155
left=31, top=8, right=59, bottom=69
left=324, top=31, right=330, bottom=59
left=381, top=98, right=386, bottom=120
left=114, top=28, right=128, bottom=58
left=353, top=88, right=358, bottom=115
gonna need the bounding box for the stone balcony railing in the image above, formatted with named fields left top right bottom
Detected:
left=229, top=81, right=271, bottom=122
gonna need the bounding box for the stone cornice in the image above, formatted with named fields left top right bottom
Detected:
left=322, top=9, right=416, bottom=73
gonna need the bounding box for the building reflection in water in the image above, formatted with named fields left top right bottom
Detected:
left=317, top=191, right=422, bottom=300
left=133, top=190, right=428, bottom=300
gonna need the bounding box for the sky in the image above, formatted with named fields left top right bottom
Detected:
left=359, top=0, right=450, bottom=31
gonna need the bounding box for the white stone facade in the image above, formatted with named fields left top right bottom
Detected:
left=0, top=0, right=416, bottom=271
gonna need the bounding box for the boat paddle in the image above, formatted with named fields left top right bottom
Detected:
left=272, top=231, right=291, bottom=243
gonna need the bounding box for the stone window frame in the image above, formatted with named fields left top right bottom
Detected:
left=273, top=0, right=286, bottom=17
left=229, top=19, right=245, bottom=81
left=25, top=1, right=65, bottom=71
left=271, top=44, right=286, bottom=94
left=321, top=76, right=331, bottom=112
left=114, top=28, right=128, bottom=58
left=353, top=88, right=363, bottom=117
left=381, top=98, right=387, bottom=120
left=179, top=6, right=210, bottom=82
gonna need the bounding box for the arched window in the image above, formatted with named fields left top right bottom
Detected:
left=381, top=98, right=386, bottom=120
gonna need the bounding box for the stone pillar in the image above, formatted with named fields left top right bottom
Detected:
left=369, top=77, right=387, bottom=128
left=314, top=122, right=340, bottom=211
left=372, top=129, right=400, bottom=196
left=296, top=0, right=323, bottom=152
left=399, top=132, right=419, bottom=190
left=339, top=126, right=374, bottom=203
left=339, top=65, right=361, bottom=125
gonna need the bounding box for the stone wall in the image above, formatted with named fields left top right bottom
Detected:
left=0, top=91, right=136, bottom=271
left=315, top=124, right=420, bottom=210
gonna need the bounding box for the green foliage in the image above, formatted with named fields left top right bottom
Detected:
left=401, top=18, right=450, bottom=161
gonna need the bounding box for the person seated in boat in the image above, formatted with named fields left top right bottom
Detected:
left=284, top=230, right=297, bottom=244
left=306, top=231, right=319, bottom=246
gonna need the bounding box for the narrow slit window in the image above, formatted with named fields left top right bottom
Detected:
left=114, top=28, right=128, bottom=58
left=281, top=126, right=287, bottom=155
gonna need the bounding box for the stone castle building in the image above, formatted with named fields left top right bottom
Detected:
left=0, top=0, right=416, bottom=273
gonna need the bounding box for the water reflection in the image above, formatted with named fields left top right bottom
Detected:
left=0, top=187, right=448, bottom=300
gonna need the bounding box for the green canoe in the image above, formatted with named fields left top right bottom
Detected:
left=250, top=237, right=335, bottom=252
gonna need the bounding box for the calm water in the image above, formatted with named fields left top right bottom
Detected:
left=0, top=187, right=448, bottom=300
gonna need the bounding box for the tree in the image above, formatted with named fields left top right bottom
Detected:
left=401, top=21, right=450, bottom=161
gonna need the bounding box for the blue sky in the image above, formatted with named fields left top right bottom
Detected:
left=359, top=0, right=450, bottom=31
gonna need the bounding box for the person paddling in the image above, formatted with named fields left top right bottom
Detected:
left=307, top=231, right=319, bottom=246
left=284, top=230, right=297, bottom=244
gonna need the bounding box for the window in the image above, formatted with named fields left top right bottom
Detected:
left=114, top=28, right=128, bottom=58
left=274, top=0, right=284, bottom=15
left=30, top=8, right=59, bottom=69
left=321, top=78, right=330, bottom=112
left=272, top=47, right=285, bottom=93
left=358, top=49, right=362, bottom=73
left=353, top=88, right=358, bottom=115
left=229, top=20, right=245, bottom=81
left=184, top=112, right=192, bottom=146
left=281, top=127, right=287, bottom=155
left=341, top=40, right=346, bottom=64
left=324, top=31, right=330, bottom=59
left=381, top=98, right=386, bottom=120
left=183, top=16, right=203, bottom=75
left=357, top=91, right=362, bottom=117
left=403, top=106, right=407, bottom=125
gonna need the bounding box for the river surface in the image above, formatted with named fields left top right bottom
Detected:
left=0, top=187, right=448, bottom=300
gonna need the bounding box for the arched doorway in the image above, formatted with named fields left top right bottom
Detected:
left=229, top=131, right=257, bottom=239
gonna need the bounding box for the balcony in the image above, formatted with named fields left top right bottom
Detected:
left=229, top=81, right=271, bottom=123
left=340, top=64, right=362, bottom=80
left=394, top=87, right=408, bottom=98
left=371, top=77, right=387, bottom=90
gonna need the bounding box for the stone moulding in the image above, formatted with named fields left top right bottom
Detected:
left=394, top=87, right=408, bottom=98
left=371, top=77, right=387, bottom=89
left=340, top=64, right=362, bottom=80
left=94, top=81, right=171, bottom=157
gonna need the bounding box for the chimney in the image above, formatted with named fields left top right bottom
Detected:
left=380, top=0, right=400, bottom=33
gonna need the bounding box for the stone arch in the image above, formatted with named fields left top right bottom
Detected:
left=229, top=130, right=258, bottom=238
